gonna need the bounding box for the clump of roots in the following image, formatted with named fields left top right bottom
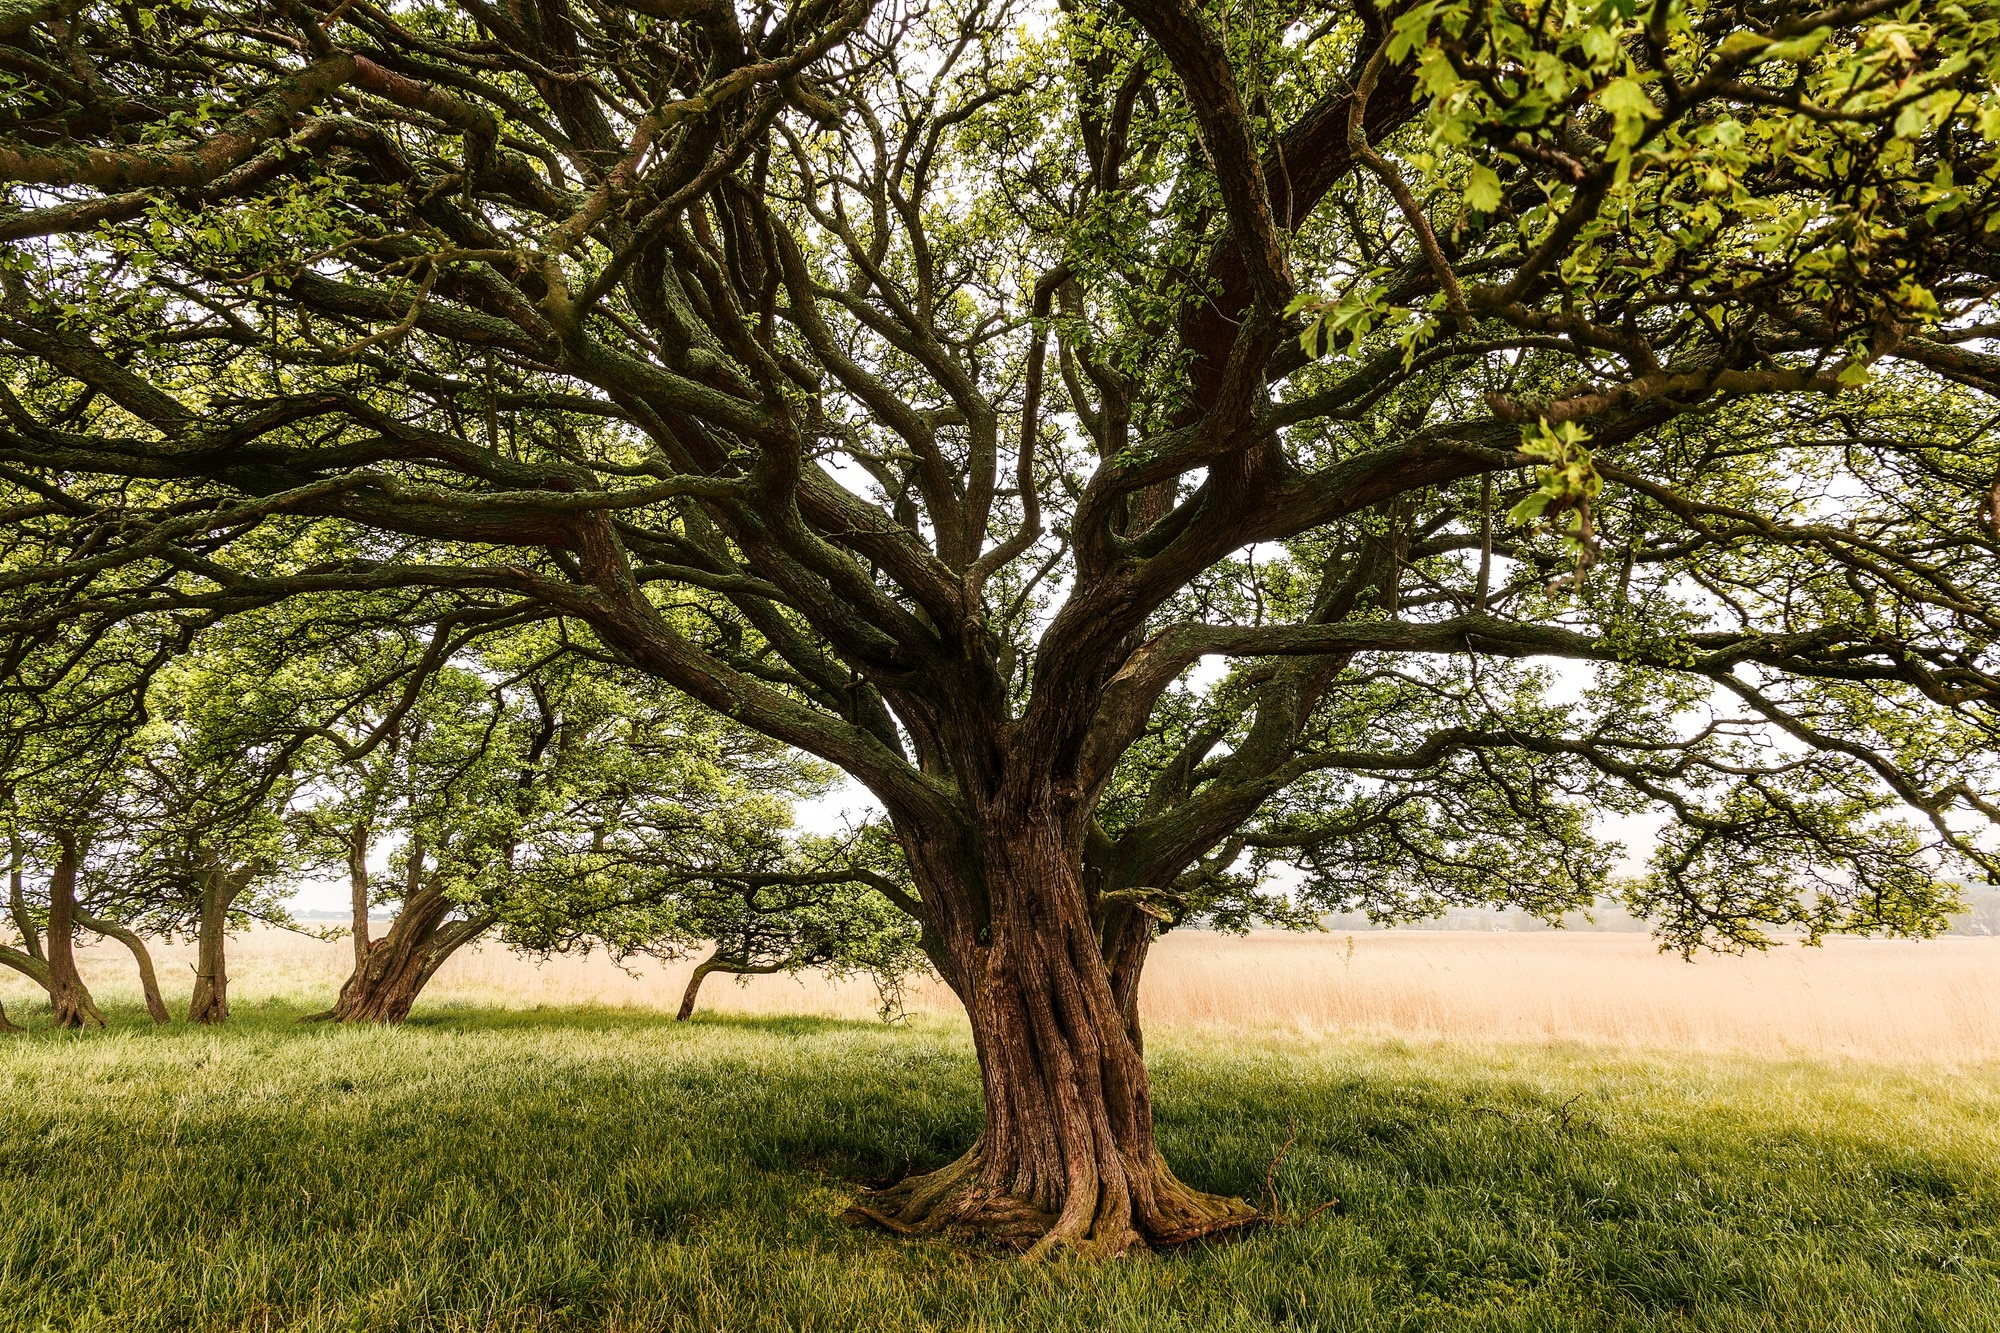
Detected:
left=845, top=1148, right=1261, bottom=1259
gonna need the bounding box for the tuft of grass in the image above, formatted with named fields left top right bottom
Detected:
left=0, top=1002, right=1996, bottom=1331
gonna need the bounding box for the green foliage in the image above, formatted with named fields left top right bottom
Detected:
left=0, top=0, right=1996, bottom=974
left=0, top=587, right=926, bottom=1006
left=1507, top=420, right=1604, bottom=581
left=510, top=819, right=927, bottom=1015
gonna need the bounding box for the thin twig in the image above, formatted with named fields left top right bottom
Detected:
left=1260, top=1117, right=1338, bottom=1227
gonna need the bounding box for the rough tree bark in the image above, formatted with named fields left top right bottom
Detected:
left=75, top=911, right=170, bottom=1025
left=676, top=950, right=783, bottom=1021
left=848, top=799, right=1255, bottom=1257
left=186, top=863, right=255, bottom=1025
left=44, top=832, right=104, bottom=1029
left=309, top=878, right=488, bottom=1024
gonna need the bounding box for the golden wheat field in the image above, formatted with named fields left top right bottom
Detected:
left=8, top=925, right=1999, bottom=1061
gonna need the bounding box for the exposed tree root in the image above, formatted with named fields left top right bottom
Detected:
left=845, top=1145, right=1260, bottom=1258
left=1258, top=1119, right=1339, bottom=1228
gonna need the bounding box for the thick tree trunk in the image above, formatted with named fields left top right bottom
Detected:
left=308, top=884, right=487, bottom=1024
left=848, top=810, right=1254, bottom=1256
left=676, top=951, right=783, bottom=1021
left=76, top=912, right=171, bottom=1025
left=187, top=866, right=250, bottom=1025
left=44, top=833, right=103, bottom=1029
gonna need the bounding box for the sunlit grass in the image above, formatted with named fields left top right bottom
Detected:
left=2, top=1002, right=1996, bottom=1331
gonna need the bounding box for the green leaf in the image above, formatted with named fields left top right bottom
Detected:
left=1716, top=31, right=1771, bottom=59
left=1763, top=27, right=1830, bottom=63
left=1508, top=492, right=1552, bottom=523
left=1465, top=164, right=1503, bottom=214
left=1598, top=77, right=1659, bottom=154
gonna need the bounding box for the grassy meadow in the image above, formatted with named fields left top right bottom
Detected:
left=1, top=933, right=1998, bottom=1330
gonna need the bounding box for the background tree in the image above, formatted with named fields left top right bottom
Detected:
left=0, top=619, right=183, bottom=1027
left=114, top=652, right=303, bottom=1024
left=502, top=817, right=925, bottom=1021
left=297, top=663, right=519, bottom=1023
left=1, top=0, right=1998, bottom=1252
left=0, top=580, right=532, bottom=1025
left=298, top=634, right=843, bottom=1023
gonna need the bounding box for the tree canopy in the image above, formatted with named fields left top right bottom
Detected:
left=2, top=0, right=1998, bottom=1254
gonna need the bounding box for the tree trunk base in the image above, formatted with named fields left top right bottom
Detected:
left=49, top=982, right=105, bottom=1030
left=845, top=1144, right=1259, bottom=1258
left=303, top=899, right=486, bottom=1025
left=304, top=976, right=423, bottom=1024
left=186, top=989, right=226, bottom=1026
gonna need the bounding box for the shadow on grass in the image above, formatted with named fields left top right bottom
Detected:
left=0, top=1002, right=1995, bottom=1330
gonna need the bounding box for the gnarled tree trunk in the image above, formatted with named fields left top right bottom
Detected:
left=76, top=912, right=170, bottom=1025
left=848, top=804, right=1254, bottom=1257
left=309, top=880, right=488, bottom=1024
left=187, top=864, right=255, bottom=1025
left=44, top=833, right=103, bottom=1029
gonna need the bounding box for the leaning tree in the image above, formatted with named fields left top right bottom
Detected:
left=3, top=0, right=1999, bottom=1252
left=0, top=615, right=186, bottom=1028
left=297, top=623, right=852, bottom=1024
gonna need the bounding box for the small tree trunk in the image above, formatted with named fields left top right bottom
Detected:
left=848, top=809, right=1254, bottom=1256
left=676, top=951, right=784, bottom=1021
left=76, top=912, right=171, bottom=1025
left=44, top=833, right=103, bottom=1030
left=677, top=955, right=720, bottom=1021
left=2, top=840, right=48, bottom=1031
left=348, top=824, right=370, bottom=970
left=7, top=829, right=40, bottom=962
left=186, top=867, right=248, bottom=1026
left=308, top=884, right=487, bottom=1024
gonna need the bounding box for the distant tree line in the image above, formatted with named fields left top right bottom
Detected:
left=0, top=602, right=923, bottom=1030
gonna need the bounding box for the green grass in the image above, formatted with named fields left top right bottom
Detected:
left=1, top=1002, right=1996, bottom=1331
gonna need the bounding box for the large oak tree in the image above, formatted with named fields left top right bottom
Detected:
left=3, top=0, right=1999, bottom=1253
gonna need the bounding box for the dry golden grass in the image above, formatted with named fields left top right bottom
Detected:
left=1141, top=930, right=2000, bottom=1060
left=8, top=925, right=1998, bottom=1061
